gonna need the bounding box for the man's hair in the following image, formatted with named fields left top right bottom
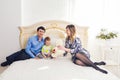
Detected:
left=44, top=36, right=51, bottom=42
left=37, top=26, right=46, bottom=32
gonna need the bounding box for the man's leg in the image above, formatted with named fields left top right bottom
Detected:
left=15, top=49, right=31, bottom=61
left=1, top=50, right=23, bottom=66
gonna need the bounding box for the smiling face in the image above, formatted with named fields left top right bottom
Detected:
left=44, top=36, right=51, bottom=46
left=45, top=40, right=51, bottom=46
left=37, top=29, right=45, bottom=38
left=66, top=24, right=76, bottom=38
left=66, top=28, right=71, bottom=36
left=66, top=24, right=76, bottom=42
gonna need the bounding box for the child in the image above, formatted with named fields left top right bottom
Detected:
left=41, top=36, right=53, bottom=58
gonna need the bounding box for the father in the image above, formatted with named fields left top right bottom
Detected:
left=1, top=26, right=45, bottom=67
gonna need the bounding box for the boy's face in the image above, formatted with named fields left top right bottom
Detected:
left=45, top=40, right=51, bottom=46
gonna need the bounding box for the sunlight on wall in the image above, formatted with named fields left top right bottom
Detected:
left=21, top=0, right=68, bottom=26
left=72, top=0, right=120, bottom=40
left=70, top=0, right=120, bottom=61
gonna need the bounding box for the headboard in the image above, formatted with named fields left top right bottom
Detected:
left=19, top=20, right=88, bottom=49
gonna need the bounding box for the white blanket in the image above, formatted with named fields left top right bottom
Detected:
left=0, top=56, right=120, bottom=80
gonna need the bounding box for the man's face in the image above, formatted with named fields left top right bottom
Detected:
left=37, top=29, right=45, bottom=37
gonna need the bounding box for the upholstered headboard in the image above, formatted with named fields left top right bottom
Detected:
left=19, top=20, right=88, bottom=49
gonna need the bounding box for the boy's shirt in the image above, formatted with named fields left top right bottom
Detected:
left=42, top=45, right=53, bottom=54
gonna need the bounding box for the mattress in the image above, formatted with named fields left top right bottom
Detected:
left=0, top=56, right=120, bottom=80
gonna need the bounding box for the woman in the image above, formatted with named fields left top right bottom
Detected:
left=58, top=24, right=108, bottom=74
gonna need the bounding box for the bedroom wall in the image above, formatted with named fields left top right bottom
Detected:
left=0, top=0, right=21, bottom=63
left=71, top=0, right=120, bottom=61
left=21, top=0, right=69, bottom=26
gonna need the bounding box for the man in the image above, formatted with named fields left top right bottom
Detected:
left=1, top=26, right=45, bottom=67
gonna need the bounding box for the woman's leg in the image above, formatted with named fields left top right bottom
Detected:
left=74, top=59, right=86, bottom=66
left=75, top=53, right=108, bottom=74
left=94, top=61, right=106, bottom=65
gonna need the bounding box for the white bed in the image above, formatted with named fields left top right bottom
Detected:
left=0, top=20, right=120, bottom=80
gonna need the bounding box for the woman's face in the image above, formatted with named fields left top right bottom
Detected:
left=66, top=28, right=71, bottom=36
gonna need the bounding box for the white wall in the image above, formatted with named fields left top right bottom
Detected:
left=72, top=0, right=120, bottom=61
left=0, top=0, right=21, bottom=63
left=21, top=0, right=69, bottom=26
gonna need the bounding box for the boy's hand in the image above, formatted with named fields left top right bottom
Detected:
left=43, top=55, right=47, bottom=58
left=47, top=53, right=51, bottom=57
left=52, top=49, right=56, bottom=53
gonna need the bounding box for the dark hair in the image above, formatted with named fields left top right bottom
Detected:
left=44, top=36, right=51, bottom=42
left=37, top=26, right=46, bottom=32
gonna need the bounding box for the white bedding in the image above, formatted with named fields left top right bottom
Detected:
left=0, top=56, right=120, bottom=80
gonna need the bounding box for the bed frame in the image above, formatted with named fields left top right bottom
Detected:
left=19, top=20, right=88, bottom=49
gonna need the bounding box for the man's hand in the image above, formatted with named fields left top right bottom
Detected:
left=43, top=55, right=47, bottom=58
left=34, top=57, right=40, bottom=59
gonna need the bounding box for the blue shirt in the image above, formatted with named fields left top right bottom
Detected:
left=25, top=35, right=44, bottom=58
left=65, top=37, right=90, bottom=58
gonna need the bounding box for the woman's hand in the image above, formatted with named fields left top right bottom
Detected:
left=57, top=45, right=65, bottom=51
left=57, top=45, right=70, bottom=52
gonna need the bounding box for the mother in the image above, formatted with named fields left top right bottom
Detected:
left=58, top=24, right=108, bottom=74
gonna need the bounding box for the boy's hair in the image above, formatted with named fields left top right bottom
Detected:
left=37, top=26, right=46, bottom=32
left=44, top=36, right=51, bottom=42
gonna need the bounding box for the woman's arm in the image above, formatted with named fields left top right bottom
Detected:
left=58, top=37, right=82, bottom=54
left=69, top=38, right=82, bottom=54
left=57, top=45, right=70, bottom=53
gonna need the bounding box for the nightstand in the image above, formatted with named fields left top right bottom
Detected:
left=100, top=43, right=120, bottom=65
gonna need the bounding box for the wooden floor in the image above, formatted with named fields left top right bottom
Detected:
left=0, top=66, right=8, bottom=74
left=103, top=65, right=120, bottom=78
left=0, top=65, right=120, bottom=79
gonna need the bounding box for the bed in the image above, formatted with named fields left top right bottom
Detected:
left=0, top=20, right=120, bottom=80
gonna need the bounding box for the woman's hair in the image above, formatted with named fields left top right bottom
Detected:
left=44, top=36, right=51, bottom=42
left=66, top=24, right=76, bottom=42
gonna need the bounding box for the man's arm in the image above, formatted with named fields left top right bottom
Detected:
left=25, top=38, right=35, bottom=58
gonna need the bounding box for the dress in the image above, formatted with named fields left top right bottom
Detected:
left=65, top=37, right=90, bottom=62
